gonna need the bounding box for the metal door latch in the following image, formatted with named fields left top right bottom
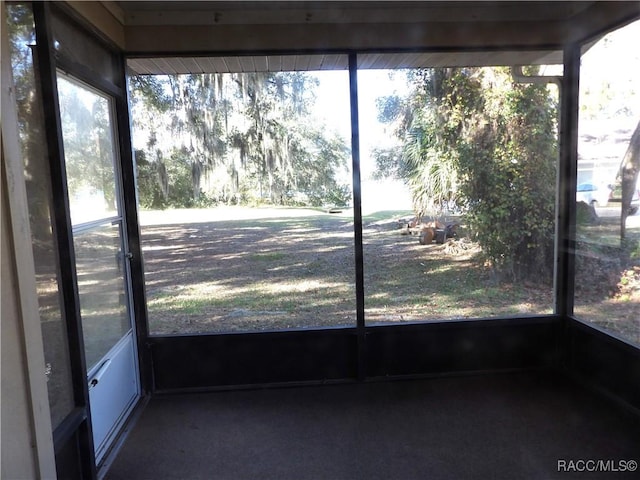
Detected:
left=88, top=359, right=112, bottom=389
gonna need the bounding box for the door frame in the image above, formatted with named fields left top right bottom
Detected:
left=32, top=3, right=148, bottom=477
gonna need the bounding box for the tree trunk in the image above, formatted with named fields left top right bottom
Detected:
left=620, top=119, right=640, bottom=240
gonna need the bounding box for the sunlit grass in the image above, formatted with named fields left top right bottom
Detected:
left=141, top=206, right=635, bottom=336
left=147, top=277, right=354, bottom=317
left=251, top=252, right=287, bottom=261
left=363, top=210, right=414, bottom=223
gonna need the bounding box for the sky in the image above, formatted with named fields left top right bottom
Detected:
left=312, top=69, right=409, bottom=177
left=312, top=69, right=413, bottom=212
left=577, top=19, right=640, bottom=185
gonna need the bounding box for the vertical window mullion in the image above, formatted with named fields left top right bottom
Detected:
left=349, top=53, right=366, bottom=380
left=118, top=61, right=153, bottom=394
left=555, top=43, right=581, bottom=319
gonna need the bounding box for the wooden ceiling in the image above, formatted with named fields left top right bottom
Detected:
left=126, top=50, right=564, bottom=75
left=99, top=1, right=640, bottom=74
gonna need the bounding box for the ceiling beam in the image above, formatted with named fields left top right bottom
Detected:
left=120, top=2, right=593, bottom=26
left=125, top=20, right=575, bottom=54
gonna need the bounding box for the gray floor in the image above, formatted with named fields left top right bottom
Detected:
left=105, top=372, right=640, bottom=480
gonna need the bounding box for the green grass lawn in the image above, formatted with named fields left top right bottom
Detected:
left=139, top=206, right=637, bottom=345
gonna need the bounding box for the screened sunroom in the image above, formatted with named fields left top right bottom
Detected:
left=2, top=2, right=640, bottom=479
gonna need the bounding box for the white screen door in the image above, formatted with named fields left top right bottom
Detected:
left=57, top=72, right=140, bottom=463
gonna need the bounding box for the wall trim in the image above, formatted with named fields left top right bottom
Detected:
left=1, top=6, right=57, bottom=477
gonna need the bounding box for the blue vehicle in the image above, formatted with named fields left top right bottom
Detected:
left=576, top=183, right=611, bottom=208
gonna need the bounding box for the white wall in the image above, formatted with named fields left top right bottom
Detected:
left=1, top=174, right=40, bottom=480
left=1, top=5, right=56, bottom=477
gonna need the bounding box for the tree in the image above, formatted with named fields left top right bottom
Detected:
left=375, top=67, right=558, bottom=282
left=291, top=127, right=351, bottom=206
left=134, top=149, right=164, bottom=209
left=459, top=69, right=557, bottom=281
left=619, top=120, right=640, bottom=240
left=57, top=77, right=117, bottom=213
left=374, top=69, right=484, bottom=215
left=7, top=4, right=52, bottom=241
left=130, top=70, right=350, bottom=208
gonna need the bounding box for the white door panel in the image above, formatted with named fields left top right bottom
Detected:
left=89, top=333, right=139, bottom=462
